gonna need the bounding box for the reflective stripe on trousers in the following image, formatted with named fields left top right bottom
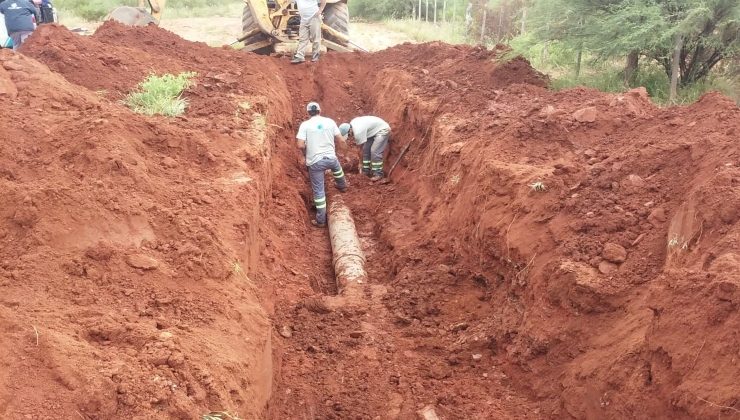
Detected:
left=308, top=156, right=347, bottom=224
left=362, top=128, right=390, bottom=176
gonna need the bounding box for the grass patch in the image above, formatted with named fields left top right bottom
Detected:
left=54, top=0, right=242, bottom=24
left=163, top=1, right=243, bottom=19
left=124, top=72, right=196, bottom=117
left=382, top=18, right=467, bottom=44
left=550, top=64, right=738, bottom=106
left=54, top=0, right=135, bottom=22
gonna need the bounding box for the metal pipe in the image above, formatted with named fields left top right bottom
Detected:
left=328, top=195, right=367, bottom=294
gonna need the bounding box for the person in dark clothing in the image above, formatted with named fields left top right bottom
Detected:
left=0, top=0, right=38, bottom=50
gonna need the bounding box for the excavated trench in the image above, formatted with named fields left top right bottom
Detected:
left=264, top=62, right=547, bottom=419
left=1, top=22, right=738, bottom=420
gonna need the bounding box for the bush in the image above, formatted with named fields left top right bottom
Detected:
left=55, top=0, right=135, bottom=21
left=124, top=72, right=197, bottom=117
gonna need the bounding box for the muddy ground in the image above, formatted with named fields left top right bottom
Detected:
left=0, top=23, right=739, bottom=420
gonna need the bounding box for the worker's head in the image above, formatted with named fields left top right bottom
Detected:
left=339, top=123, right=351, bottom=137
left=306, top=102, right=321, bottom=117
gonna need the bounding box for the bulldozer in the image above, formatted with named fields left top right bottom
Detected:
left=108, top=0, right=358, bottom=54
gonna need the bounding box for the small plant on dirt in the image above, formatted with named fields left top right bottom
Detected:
left=667, top=234, right=689, bottom=250
left=253, top=114, right=267, bottom=131
left=232, top=261, right=244, bottom=276
left=201, top=412, right=242, bottom=420
left=667, top=235, right=679, bottom=248
left=234, top=101, right=254, bottom=124
left=124, top=72, right=197, bottom=117
left=529, top=181, right=547, bottom=192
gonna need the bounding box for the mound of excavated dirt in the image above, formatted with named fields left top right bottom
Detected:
left=2, top=23, right=297, bottom=420
left=2, top=22, right=738, bottom=420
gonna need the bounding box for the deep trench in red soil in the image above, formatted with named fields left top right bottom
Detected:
left=0, top=22, right=738, bottom=420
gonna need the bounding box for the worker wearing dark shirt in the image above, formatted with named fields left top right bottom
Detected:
left=0, top=0, right=38, bottom=50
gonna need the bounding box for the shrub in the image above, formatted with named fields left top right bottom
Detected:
left=123, top=72, right=197, bottom=117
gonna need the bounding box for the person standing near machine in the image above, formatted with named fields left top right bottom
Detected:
left=291, top=0, right=326, bottom=64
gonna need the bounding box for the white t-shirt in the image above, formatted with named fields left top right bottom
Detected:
left=295, top=0, right=320, bottom=20
left=297, top=115, right=341, bottom=166
left=350, top=116, right=391, bottom=146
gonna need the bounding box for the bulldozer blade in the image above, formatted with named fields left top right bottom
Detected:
left=242, top=38, right=274, bottom=53
left=107, top=6, right=157, bottom=27
left=323, top=39, right=353, bottom=53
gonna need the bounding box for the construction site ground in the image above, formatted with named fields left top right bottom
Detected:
left=0, top=22, right=739, bottom=420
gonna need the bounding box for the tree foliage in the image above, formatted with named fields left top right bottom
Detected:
left=522, top=0, right=739, bottom=85
left=350, top=0, right=469, bottom=21
left=350, top=0, right=737, bottom=92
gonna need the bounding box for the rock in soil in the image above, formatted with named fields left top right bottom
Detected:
left=598, top=261, right=619, bottom=275
left=602, top=243, right=627, bottom=264
left=279, top=326, right=293, bottom=338
left=125, top=254, right=160, bottom=270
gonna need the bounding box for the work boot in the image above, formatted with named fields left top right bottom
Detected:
left=291, top=56, right=305, bottom=64
left=362, top=169, right=372, bottom=177
left=370, top=174, right=384, bottom=182
left=311, top=54, right=320, bottom=63
left=311, top=219, right=327, bottom=228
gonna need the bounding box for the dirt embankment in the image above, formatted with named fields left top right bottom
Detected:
left=1, top=22, right=738, bottom=420
left=1, top=22, right=294, bottom=419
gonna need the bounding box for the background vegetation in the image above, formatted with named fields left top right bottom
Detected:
left=51, top=0, right=738, bottom=104
left=351, top=0, right=739, bottom=104
left=123, top=72, right=196, bottom=117
left=54, top=0, right=242, bottom=22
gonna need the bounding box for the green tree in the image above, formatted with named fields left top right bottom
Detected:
left=521, top=0, right=739, bottom=94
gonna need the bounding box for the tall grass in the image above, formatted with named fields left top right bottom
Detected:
left=511, top=37, right=739, bottom=106
left=124, top=72, right=197, bottom=117
left=157, top=1, right=243, bottom=19
left=382, top=18, right=468, bottom=44
left=54, top=0, right=242, bottom=22
left=54, top=0, right=135, bottom=22
left=547, top=62, right=738, bottom=105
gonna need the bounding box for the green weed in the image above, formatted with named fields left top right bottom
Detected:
left=124, top=72, right=197, bottom=117
left=529, top=181, right=547, bottom=192
left=201, top=412, right=242, bottom=420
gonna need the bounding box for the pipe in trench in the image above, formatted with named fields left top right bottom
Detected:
left=327, top=195, right=367, bottom=294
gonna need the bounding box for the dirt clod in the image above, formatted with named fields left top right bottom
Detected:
left=648, top=207, right=667, bottom=225
left=125, top=254, right=160, bottom=270
left=279, top=326, right=293, bottom=338
left=602, top=243, right=628, bottom=263
left=573, top=107, right=598, bottom=123
left=598, top=261, right=619, bottom=275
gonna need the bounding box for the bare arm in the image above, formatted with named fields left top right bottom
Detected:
left=297, top=139, right=307, bottom=165
left=357, top=144, right=363, bottom=167
left=334, top=134, right=348, bottom=151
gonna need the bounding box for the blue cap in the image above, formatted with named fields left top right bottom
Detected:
left=339, top=123, right=351, bottom=137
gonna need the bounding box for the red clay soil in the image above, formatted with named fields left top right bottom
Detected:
left=0, top=22, right=738, bottom=420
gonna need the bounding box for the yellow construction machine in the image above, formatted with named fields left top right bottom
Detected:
left=108, top=0, right=359, bottom=54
